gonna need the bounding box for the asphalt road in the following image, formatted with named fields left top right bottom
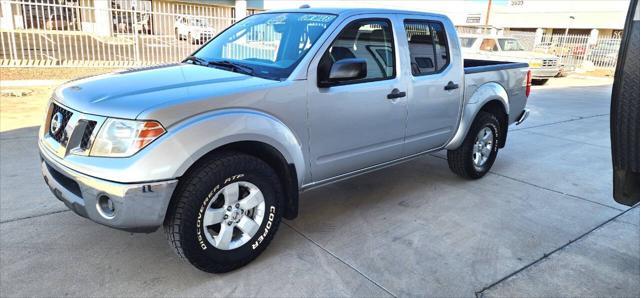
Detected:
left=0, top=76, right=638, bottom=297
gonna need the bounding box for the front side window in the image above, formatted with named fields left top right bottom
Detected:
left=498, top=38, right=525, bottom=51
left=193, top=13, right=336, bottom=80
left=319, top=18, right=396, bottom=83
left=404, top=20, right=450, bottom=75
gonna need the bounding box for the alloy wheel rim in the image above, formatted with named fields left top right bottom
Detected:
left=472, top=126, right=494, bottom=169
left=202, top=181, right=265, bottom=250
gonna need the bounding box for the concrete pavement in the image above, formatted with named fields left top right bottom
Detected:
left=0, top=76, right=637, bottom=297
left=483, top=207, right=639, bottom=297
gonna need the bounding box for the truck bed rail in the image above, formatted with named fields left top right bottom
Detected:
left=464, top=59, right=529, bottom=74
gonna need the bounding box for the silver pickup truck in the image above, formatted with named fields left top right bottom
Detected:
left=39, top=8, right=530, bottom=273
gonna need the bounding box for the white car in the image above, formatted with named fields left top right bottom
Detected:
left=174, top=16, right=215, bottom=44
left=460, top=34, right=560, bottom=84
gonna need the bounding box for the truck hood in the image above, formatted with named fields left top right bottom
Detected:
left=55, top=63, right=278, bottom=121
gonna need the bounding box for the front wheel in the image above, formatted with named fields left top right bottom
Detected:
left=164, top=152, right=283, bottom=273
left=447, top=111, right=500, bottom=179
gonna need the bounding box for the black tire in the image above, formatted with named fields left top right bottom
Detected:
left=447, top=111, right=501, bottom=179
left=531, top=78, right=549, bottom=85
left=164, top=152, right=283, bottom=273
left=555, top=67, right=568, bottom=78
left=611, top=0, right=640, bottom=205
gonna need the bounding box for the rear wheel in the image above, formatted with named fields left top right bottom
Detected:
left=164, top=152, right=283, bottom=273
left=447, top=111, right=501, bottom=179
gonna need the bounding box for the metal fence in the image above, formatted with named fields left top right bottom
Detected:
left=0, top=0, right=236, bottom=67
left=506, top=31, right=621, bottom=72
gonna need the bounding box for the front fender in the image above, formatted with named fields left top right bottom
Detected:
left=167, top=109, right=306, bottom=184
left=49, top=109, right=306, bottom=185
left=445, top=82, right=509, bottom=150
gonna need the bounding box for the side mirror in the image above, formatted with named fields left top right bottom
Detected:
left=318, top=58, right=367, bottom=87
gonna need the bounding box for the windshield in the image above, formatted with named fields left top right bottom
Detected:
left=498, top=38, right=525, bottom=51
left=190, top=18, right=209, bottom=27
left=192, top=12, right=337, bottom=80
left=459, top=37, right=477, bottom=48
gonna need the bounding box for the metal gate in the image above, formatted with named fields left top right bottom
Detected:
left=0, top=0, right=236, bottom=67
left=507, top=31, right=621, bottom=72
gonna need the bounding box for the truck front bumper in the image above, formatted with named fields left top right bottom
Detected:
left=40, top=144, right=178, bottom=233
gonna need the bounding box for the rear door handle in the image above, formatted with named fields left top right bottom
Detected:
left=444, top=81, right=459, bottom=91
left=387, top=88, right=407, bottom=99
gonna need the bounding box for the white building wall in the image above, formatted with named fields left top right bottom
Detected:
left=0, top=1, right=15, bottom=30
left=490, top=0, right=628, bottom=30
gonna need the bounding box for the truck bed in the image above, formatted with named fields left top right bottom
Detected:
left=462, top=59, right=529, bottom=127
left=464, top=59, right=529, bottom=74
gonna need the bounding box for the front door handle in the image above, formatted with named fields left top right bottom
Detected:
left=387, top=88, right=407, bottom=99
left=444, top=81, right=459, bottom=91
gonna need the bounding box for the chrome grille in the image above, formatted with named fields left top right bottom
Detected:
left=80, top=121, right=97, bottom=150
left=49, top=103, right=73, bottom=143
left=42, top=101, right=106, bottom=158
left=542, top=59, right=558, bottom=67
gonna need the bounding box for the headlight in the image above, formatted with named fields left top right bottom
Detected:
left=90, top=119, right=165, bottom=157
left=529, top=60, right=542, bottom=68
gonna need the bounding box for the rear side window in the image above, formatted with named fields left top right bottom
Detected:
left=480, top=39, right=499, bottom=52
left=498, top=38, right=525, bottom=51
left=320, top=18, right=395, bottom=83
left=404, top=20, right=450, bottom=75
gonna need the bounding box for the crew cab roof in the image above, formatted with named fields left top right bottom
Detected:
left=255, top=7, right=448, bottom=19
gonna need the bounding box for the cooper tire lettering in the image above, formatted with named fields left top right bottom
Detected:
left=196, top=183, right=222, bottom=251
left=252, top=206, right=276, bottom=250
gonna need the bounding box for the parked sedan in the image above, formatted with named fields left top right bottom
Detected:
left=174, top=16, right=215, bottom=44
left=460, top=34, right=560, bottom=84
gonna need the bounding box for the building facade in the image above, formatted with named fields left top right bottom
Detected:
left=461, top=0, right=628, bottom=38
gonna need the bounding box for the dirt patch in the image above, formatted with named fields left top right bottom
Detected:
left=0, top=67, right=124, bottom=81
left=579, top=69, right=616, bottom=77
left=0, top=86, right=55, bottom=133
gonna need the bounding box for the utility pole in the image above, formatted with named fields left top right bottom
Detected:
left=564, top=16, right=575, bottom=36
left=564, top=16, right=575, bottom=46
left=484, top=0, right=493, bottom=27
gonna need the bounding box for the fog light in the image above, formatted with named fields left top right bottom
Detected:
left=97, top=195, right=116, bottom=219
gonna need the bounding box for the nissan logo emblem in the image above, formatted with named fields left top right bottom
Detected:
left=50, top=112, right=64, bottom=135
